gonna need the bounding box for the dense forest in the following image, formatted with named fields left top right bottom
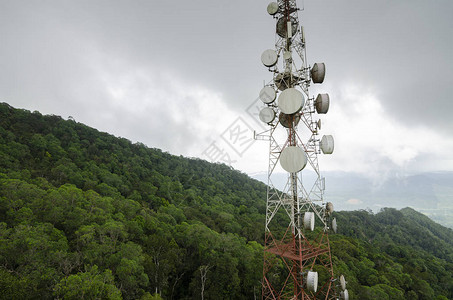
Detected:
left=0, top=102, right=452, bottom=299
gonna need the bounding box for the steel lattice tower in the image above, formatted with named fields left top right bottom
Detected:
left=256, top=1, right=348, bottom=299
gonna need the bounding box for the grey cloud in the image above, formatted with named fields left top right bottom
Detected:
left=303, top=0, right=453, bottom=133
left=1, top=0, right=452, bottom=174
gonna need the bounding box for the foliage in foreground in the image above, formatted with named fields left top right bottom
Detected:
left=0, top=102, right=452, bottom=299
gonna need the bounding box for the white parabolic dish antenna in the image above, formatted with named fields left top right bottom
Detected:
left=320, top=135, right=334, bottom=154
left=259, top=107, right=276, bottom=124
left=326, top=202, right=334, bottom=214
left=276, top=16, right=298, bottom=38
left=315, top=93, right=330, bottom=114
left=279, top=112, right=300, bottom=128
left=267, top=2, right=279, bottom=15
left=261, top=49, right=278, bottom=67
left=311, top=62, right=326, bottom=83
left=280, top=146, right=307, bottom=173
left=307, top=271, right=318, bottom=293
left=259, top=86, right=276, bottom=104
left=304, top=212, right=315, bottom=231
left=278, top=88, right=304, bottom=114
left=283, top=50, right=292, bottom=60
left=332, top=217, right=337, bottom=233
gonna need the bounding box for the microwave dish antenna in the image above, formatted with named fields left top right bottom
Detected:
left=279, top=112, right=300, bottom=128
left=267, top=2, right=279, bottom=15
left=260, top=86, right=277, bottom=104
left=280, top=146, right=307, bottom=173
left=259, top=107, right=276, bottom=124
left=261, top=49, right=278, bottom=67
left=278, top=87, right=304, bottom=114
left=315, top=93, right=330, bottom=114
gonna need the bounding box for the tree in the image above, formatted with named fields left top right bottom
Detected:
left=54, top=265, right=121, bottom=299
left=199, top=265, right=211, bottom=300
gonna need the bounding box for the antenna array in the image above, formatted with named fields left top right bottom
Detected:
left=256, top=1, right=348, bottom=299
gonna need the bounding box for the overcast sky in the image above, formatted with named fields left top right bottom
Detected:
left=1, top=0, right=453, bottom=180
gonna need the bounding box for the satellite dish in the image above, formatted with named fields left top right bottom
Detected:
left=341, top=289, right=349, bottom=300
left=340, top=275, right=346, bottom=291
left=280, top=146, right=307, bottom=173
left=274, top=71, right=299, bottom=91
left=267, top=2, right=279, bottom=15
left=259, top=107, right=276, bottom=124
left=278, top=88, right=304, bottom=114
left=276, top=16, right=298, bottom=38
left=259, top=86, right=276, bottom=104
left=261, top=49, right=278, bottom=67
left=307, top=271, right=318, bottom=293
left=279, top=112, right=300, bottom=128
left=303, top=212, right=315, bottom=231
left=311, top=63, right=326, bottom=84
left=332, top=217, right=337, bottom=233
left=315, top=94, right=330, bottom=114
left=320, top=135, right=334, bottom=154
left=326, top=202, right=334, bottom=214
left=317, top=119, right=321, bottom=130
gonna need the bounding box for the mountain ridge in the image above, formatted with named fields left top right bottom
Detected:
left=0, top=102, right=452, bottom=299
left=252, top=170, right=453, bottom=229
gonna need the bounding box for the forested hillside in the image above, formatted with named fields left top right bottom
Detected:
left=0, top=102, right=452, bottom=299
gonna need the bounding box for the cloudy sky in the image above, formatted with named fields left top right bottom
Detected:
left=1, top=0, right=453, bottom=180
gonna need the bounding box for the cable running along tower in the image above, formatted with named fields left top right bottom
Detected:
left=256, top=1, right=348, bottom=299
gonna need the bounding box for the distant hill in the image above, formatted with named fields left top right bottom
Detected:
left=252, top=170, right=453, bottom=229
left=0, top=102, right=452, bottom=299
left=332, top=207, right=453, bottom=299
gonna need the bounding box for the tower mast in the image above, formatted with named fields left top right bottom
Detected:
left=256, top=1, right=348, bottom=299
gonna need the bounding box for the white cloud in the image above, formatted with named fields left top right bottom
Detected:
left=79, top=53, right=240, bottom=158
left=1, top=0, right=452, bottom=179
left=317, top=82, right=453, bottom=181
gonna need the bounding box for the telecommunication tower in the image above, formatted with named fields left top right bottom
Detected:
left=256, top=1, right=349, bottom=299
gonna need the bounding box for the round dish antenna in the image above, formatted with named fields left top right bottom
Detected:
left=267, top=2, right=279, bottom=15
left=303, top=212, right=315, bottom=231
left=326, top=202, right=334, bottom=215
left=320, top=135, right=334, bottom=154
left=340, top=275, right=346, bottom=291
left=283, top=50, right=292, bottom=60
left=279, top=112, right=300, bottom=128
left=315, top=93, right=330, bottom=114
left=278, top=88, right=304, bottom=114
left=276, top=16, right=298, bottom=38
left=259, top=107, right=276, bottom=124
left=307, top=271, right=319, bottom=293
left=259, top=86, right=276, bottom=104
left=280, top=146, right=307, bottom=173
left=311, top=63, right=326, bottom=83
left=261, top=49, right=278, bottom=67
